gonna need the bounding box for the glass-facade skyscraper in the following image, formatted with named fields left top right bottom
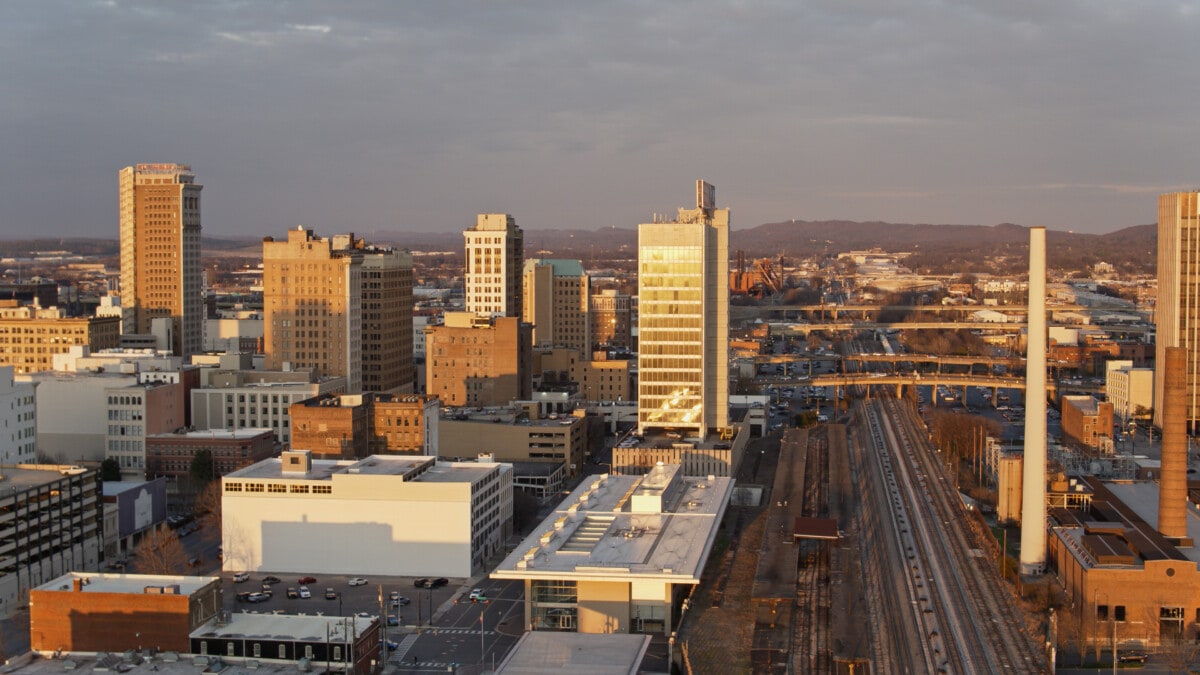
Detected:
left=637, top=181, right=729, bottom=437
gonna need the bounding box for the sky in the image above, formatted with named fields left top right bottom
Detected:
left=2, top=1, right=1198, bottom=239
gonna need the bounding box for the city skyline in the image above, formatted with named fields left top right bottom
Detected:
left=3, top=2, right=1197, bottom=238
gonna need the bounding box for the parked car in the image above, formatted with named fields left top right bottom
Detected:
left=262, top=576, right=282, bottom=585
left=1118, top=652, right=1148, bottom=664
left=348, top=577, right=368, bottom=586
left=414, top=578, right=431, bottom=588
left=431, top=578, right=449, bottom=588
left=246, top=592, right=267, bottom=603
left=380, top=640, right=398, bottom=652
left=298, top=585, right=311, bottom=599
left=233, top=572, right=250, bottom=583
left=325, top=588, right=337, bottom=600
left=391, top=596, right=410, bottom=607
left=386, top=615, right=400, bottom=627
left=298, top=576, right=317, bottom=585
left=286, top=587, right=299, bottom=600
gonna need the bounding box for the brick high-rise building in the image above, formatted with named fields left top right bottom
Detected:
left=465, top=214, right=523, bottom=317
left=118, top=163, right=203, bottom=358
left=361, top=246, right=414, bottom=393
left=522, top=258, right=590, bottom=353
left=637, top=180, right=729, bottom=437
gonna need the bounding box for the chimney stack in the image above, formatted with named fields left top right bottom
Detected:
left=1159, top=346, right=1191, bottom=545
left=1020, top=227, right=1048, bottom=575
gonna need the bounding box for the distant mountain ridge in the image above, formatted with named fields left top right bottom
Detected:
left=0, top=221, right=1157, bottom=274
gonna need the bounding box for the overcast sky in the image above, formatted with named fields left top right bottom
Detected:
left=2, top=1, right=1197, bottom=238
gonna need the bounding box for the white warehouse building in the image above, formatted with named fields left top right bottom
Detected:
left=221, top=451, right=512, bottom=579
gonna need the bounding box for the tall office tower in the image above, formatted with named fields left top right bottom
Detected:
left=465, top=214, right=523, bottom=317
left=637, top=180, right=729, bottom=437
left=262, top=228, right=363, bottom=393
left=361, top=245, right=415, bottom=393
left=1156, top=192, right=1200, bottom=432
left=522, top=258, right=591, bottom=353
left=118, top=164, right=203, bottom=358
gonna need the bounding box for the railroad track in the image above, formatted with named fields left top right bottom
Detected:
left=858, top=396, right=1046, bottom=673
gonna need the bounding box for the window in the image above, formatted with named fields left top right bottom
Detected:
left=252, top=643, right=261, bottom=657
left=279, top=645, right=287, bottom=659
left=1097, top=605, right=1109, bottom=621
left=1114, top=605, right=1126, bottom=622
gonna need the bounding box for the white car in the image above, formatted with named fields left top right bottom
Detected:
left=233, top=572, right=250, bottom=583
left=298, top=585, right=311, bottom=599
left=468, top=588, right=486, bottom=601
left=348, top=577, right=368, bottom=587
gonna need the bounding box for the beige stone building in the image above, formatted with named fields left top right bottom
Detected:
left=262, top=228, right=363, bottom=392
left=523, top=259, right=590, bottom=353
left=1156, top=191, right=1200, bottom=431
left=532, top=347, right=633, bottom=404
left=637, top=180, right=729, bottom=437
left=118, top=163, right=203, bottom=358
left=0, top=302, right=120, bottom=374
left=465, top=214, right=523, bottom=317
left=425, top=312, right=531, bottom=407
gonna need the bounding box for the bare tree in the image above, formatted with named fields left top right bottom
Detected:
left=134, top=526, right=187, bottom=575
left=1056, top=606, right=1090, bottom=666
left=195, top=481, right=223, bottom=525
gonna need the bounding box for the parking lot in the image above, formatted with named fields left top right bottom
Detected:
left=222, top=572, right=463, bottom=631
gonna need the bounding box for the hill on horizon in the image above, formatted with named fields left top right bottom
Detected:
left=0, top=220, right=1157, bottom=275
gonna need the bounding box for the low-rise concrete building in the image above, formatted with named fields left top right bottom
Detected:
left=440, top=407, right=588, bottom=476
left=0, top=365, right=37, bottom=464
left=492, top=463, right=734, bottom=635
left=1105, top=362, right=1154, bottom=426
left=612, top=425, right=748, bottom=478
left=221, top=451, right=512, bottom=578
left=190, top=367, right=346, bottom=445
left=189, top=613, right=380, bottom=675
left=0, top=466, right=104, bottom=618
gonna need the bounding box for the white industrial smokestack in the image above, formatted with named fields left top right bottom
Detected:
left=1020, top=227, right=1048, bottom=575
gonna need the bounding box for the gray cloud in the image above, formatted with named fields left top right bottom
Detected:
left=1, top=0, right=1197, bottom=238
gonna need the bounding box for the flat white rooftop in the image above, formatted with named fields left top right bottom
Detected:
left=35, top=572, right=218, bottom=596
left=495, top=631, right=650, bottom=674
left=0, top=465, right=88, bottom=492
left=191, top=612, right=375, bottom=641
left=492, top=464, right=733, bottom=583
left=226, top=455, right=498, bottom=484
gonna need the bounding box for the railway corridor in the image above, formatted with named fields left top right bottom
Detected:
left=857, top=397, right=1046, bottom=673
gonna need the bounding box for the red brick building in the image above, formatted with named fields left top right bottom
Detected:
left=146, top=428, right=279, bottom=480
left=30, top=573, right=222, bottom=653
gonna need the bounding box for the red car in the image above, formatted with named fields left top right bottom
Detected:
left=298, top=576, right=317, bottom=584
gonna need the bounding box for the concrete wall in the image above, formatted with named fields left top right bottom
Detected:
left=577, top=580, right=630, bottom=634
left=222, top=483, right=475, bottom=578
